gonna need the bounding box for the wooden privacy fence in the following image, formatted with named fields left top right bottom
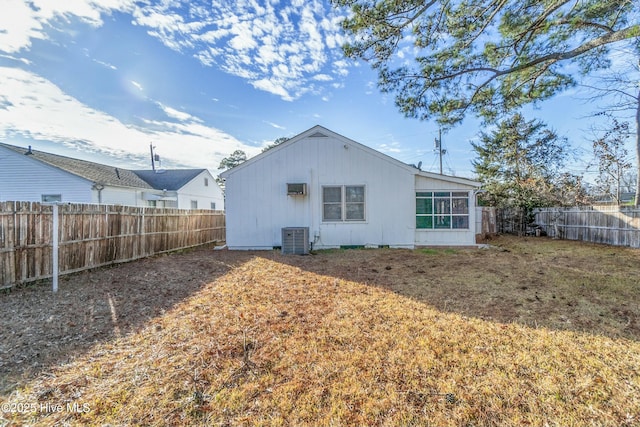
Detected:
left=534, top=206, right=640, bottom=248
left=475, top=207, right=497, bottom=242
left=0, top=201, right=225, bottom=289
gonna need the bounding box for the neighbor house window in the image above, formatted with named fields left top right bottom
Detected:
left=41, top=194, right=62, bottom=203
left=210, top=202, right=216, bottom=210
left=190, top=200, right=198, bottom=209
left=204, top=178, right=209, bottom=187
left=416, top=191, right=469, bottom=229
left=322, top=185, right=365, bottom=222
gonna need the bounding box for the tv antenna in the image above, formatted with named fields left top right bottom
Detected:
left=150, top=143, right=161, bottom=171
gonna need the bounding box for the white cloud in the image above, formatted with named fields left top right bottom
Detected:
left=0, top=0, right=353, bottom=101
left=131, top=0, right=351, bottom=101
left=252, top=78, right=292, bottom=100
left=93, top=59, right=117, bottom=70
left=264, top=121, right=286, bottom=130
left=0, top=0, right=135, bottom=54
left=377, top=140, right=407, bottom=155
left=0, top=67, right=259, bottom=170
left=313, top=74, right=333, bottom=81
left=157, top=103, right=201, bottom=123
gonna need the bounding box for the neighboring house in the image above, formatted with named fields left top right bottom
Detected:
left=133, top=169, right=224, bottom=210
left=0, top=142, right=223, bottom=210
left=220, top=125, right=481, bottom=250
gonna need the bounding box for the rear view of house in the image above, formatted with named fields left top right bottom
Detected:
left=220, top=125, right=480, bottom=250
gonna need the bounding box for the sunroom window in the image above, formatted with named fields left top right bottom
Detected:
left=416, top=191, right=469, bottom=229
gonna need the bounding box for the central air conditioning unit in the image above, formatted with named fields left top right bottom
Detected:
left=281, top=227, right=309, bottom=255
left=287, top=183, right=307, bottom=196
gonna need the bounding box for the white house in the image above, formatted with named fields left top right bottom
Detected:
left=220, top=125, right=481, bottom=250
left=134, top=169, right=224, bottom=210
left=0, top=142, right=224, bottom=210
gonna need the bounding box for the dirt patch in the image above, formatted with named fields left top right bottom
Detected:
left=1, top=236, right=639, bottom=397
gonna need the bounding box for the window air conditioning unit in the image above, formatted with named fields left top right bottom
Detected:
left=281, top=227, right=309, bottom=255
left=287, top=183, right=307, bottom=196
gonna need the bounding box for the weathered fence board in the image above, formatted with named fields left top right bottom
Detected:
left=534, top=206, right=640, bottom=248
left=475, top=207, right=497, bottom=242
left=0, top=202, right=225, bottom=289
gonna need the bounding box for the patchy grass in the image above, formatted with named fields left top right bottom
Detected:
left=1, top=236, right=639, bottom=426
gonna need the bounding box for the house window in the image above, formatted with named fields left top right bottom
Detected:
left=322, top=185, right=365, bottom=222
left=416, top=191, right=469, bottom=229
left=204, top=177, right=209, bottom=187
left=42, top=194, right=62, bottom=203
left=210, top=202, right=216, bottom=210
left=190, top=200, right=198, bottom=209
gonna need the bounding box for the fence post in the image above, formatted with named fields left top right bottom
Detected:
left=52, top=203, right=59, bottom=293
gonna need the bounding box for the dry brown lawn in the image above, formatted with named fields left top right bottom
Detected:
left=1, top=236, right=639, bottom=426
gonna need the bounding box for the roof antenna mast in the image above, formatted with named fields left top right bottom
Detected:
left=150, top=142, right=156, bottom=171
left=434, top=128, right=446, bottom=175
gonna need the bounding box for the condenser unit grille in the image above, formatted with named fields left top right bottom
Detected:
left=281, top=227, right=309, bottom=255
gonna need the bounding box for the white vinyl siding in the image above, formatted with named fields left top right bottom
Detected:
left=221, top=126, right=479, bottom=249
left=176, top=170, right=224, bottom=210
left=0, top=146, right=92, bottom=203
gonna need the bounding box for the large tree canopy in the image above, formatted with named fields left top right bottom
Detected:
left=335, top=0, right=640, bottom=126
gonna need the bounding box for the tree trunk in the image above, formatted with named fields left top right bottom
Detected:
left=635, top=88, right=640, bottom=207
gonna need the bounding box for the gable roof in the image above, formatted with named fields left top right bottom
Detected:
left=132, top=169, right=207, bottom=191
left=220, top=125, right=480, bottom=187
left=0, top=142, right=153, bottom=189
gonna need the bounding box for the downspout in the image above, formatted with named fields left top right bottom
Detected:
left=92, top=183, right=105, bottom=204
left=309, top=168, right=318, bottom=250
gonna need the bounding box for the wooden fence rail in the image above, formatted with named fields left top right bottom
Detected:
left=0, top=201, right=225, bottom=289
left=534, top=206, right=640, bottom=248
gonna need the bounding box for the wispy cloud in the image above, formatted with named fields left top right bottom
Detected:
left=0, top=0, right=135, bottom=53
left=264, top=121, right=286, bottom=130
left=0, top=67, right=259, bottom=170
left=157, top=103, right=201, bottom=123
left=93, top=59, right=117, bottom=70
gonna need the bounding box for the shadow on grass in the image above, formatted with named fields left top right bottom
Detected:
left=0, top=246, right=256, bottom=396
left=3, top=236, right=638, bottom=398
left=267, top=236, right=640, bottom=343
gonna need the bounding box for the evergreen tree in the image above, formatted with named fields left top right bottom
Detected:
left=216, top=150, right=247, bottom=189
left=472, top=113, right=581, bottom=209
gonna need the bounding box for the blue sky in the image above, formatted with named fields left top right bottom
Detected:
left=0, top=0, right=635, bottom=180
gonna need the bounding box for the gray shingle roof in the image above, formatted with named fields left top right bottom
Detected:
left=132, top=169, right=206, bottom=191
left=0, top=142, right=153, bottom=189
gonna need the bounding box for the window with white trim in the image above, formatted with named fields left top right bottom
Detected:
left=322, top=185, right=365, bottom=222
left=416, top=191, right=469, bottom=229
